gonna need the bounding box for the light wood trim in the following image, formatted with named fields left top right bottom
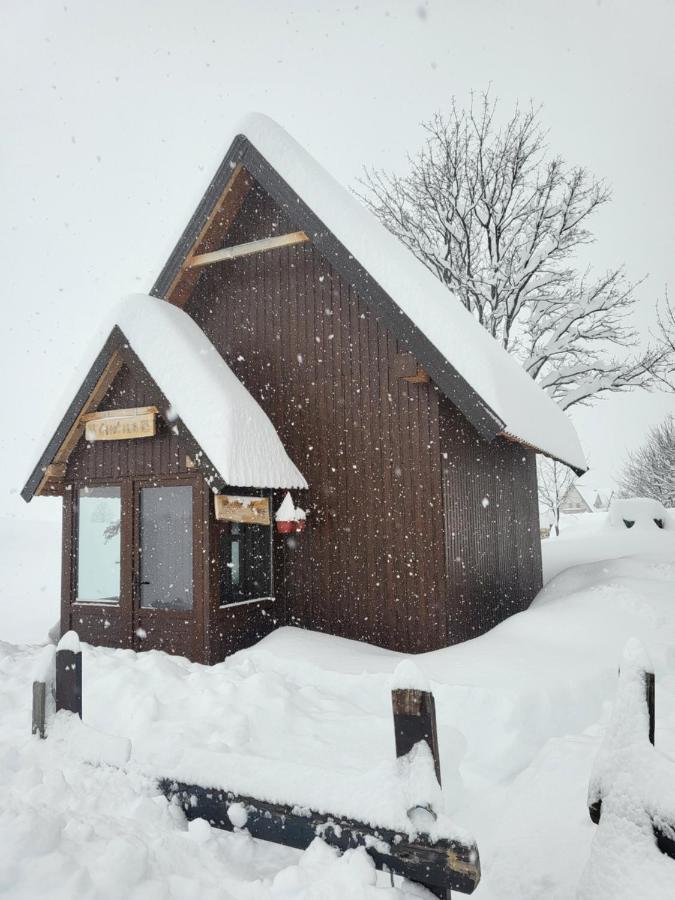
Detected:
left=404, top=367, right=431, bottom=384
left=80, top=405, right=158, bottom=423
left=214, top=494, right=271, bottom=525
left=36, top=351, right=123, bottom=496
left=188, top=231, right=309, bottom=270
left=165, top=164, right=252, bottom=307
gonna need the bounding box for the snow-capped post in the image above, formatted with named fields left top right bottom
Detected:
left=31, top=644, right=55, bottom=739
left=391, top=661, right=442, bottom=787
left=55, top=631, right=82, bottom=718
left=588, top=641, right=655, bottom=825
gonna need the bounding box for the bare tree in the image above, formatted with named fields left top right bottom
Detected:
left=537, top=457, right=574, bottom=536
left=619, top=416, right=675, bottom=506
left=358, top=92, right=675, bottom=410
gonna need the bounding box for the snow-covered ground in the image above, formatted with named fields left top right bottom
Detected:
left=1, top=511, right=675, bottom=897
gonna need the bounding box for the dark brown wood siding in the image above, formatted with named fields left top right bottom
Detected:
left=184, top=182, right=543, bottom=654
left=65, top=363, right=190, bottom=483
left=439, top=397, right=543, bottom=641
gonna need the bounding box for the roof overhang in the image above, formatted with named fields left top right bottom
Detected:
left=22, top=299, right=307, bottom=501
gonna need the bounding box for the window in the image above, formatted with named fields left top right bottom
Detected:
left=76, top=486, right=121, bottom=603
left=219, top=521, right=272, bottom=605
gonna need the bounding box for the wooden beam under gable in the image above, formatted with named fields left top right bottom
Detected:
left=35, top=350, right=123, bottom=496
left=165, top=163, right=253, bottom=308
left=188, top=231, right=309, bottom=269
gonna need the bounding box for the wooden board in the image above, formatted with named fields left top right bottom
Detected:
left=189, top=231, right=309, bottom=269
left=214, top=494, right=270, bottom=525
left=160, top=779, right=481, bottom=895
left=82, top=406, right=158, bottom=442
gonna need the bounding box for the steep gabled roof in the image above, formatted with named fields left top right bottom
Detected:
left=152, top=114, right=587, bottom=474
left=22, top=295, right=307, bottom=500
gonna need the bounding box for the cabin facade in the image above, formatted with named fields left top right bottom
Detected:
left=22, top=115, right=586, bottom=664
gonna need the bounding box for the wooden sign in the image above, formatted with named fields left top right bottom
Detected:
left=81, top=406, right=157, bottom=442
left=214, top=494, right=270, bottom=525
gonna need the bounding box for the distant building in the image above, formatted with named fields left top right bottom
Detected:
left=560, top=482, right=614, bottom=515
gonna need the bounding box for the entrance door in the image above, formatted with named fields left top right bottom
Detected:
left=133, top=477, right=202, bottom=658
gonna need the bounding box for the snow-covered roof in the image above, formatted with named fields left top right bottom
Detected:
left=23, top=295, right=307, bottom=496
left=114, top=295, right=306, bottom=489
left=209, top=114, right=586, bottom=472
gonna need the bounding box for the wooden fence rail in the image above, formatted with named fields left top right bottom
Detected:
left=161, top=681, right=481, bottom=897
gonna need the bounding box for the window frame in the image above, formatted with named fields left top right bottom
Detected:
left=216, top=493, right=274, bottom=608
left=73, top=481, right=124, bottom=606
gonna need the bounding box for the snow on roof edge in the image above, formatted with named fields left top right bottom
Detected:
left=115, top=296, right=307, bottom=490
left=24, top=295, right=307, bottom=495
left=232, top=113, right=587, bottom=473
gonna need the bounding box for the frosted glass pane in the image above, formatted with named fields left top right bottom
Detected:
left=77, top=486, right=121, bottom=603
left=139, top=485, right=193, bottom=611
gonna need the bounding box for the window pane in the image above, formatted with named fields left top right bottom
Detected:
left=77, top=486, right=121, bottom=603
left=139, top=485, right=193, bottom=611
left=219, top=520, right=271, bottom=605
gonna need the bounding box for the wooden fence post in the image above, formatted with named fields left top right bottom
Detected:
left=645, top=670, right=655, bottom=746
left=56, top=631, right=82, bottom=718
left=391, top=687, right=442, bottom=787
left=32, top=681, right=47, bottom=739
left=589, top=667, right=655, bottom=824
left=31, top=644, right=56, bottom=739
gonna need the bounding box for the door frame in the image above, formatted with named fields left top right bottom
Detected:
left=65, top=472, right=206, bottom=660
left=131, top=473, right=206, bottom=658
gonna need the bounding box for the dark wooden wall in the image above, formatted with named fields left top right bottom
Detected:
left=185, top=182, right=543, bottom=653
left=66, top=363, right=189, bottom=483
left=439, top=397, right=542, bottom=642
left=63, top=361, right=277, bottom=662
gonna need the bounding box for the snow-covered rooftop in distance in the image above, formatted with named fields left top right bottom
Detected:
left=231, top=113, right=587, bottom=472
left=113, top=295, right=307, bottom=490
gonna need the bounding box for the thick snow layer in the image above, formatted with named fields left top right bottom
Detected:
left=231, top=114, right=586, bottom=472
left=2, top=529, right=675, bottom=895
left=541, top=505, right=674, bottom=582
left=26, top=295, right=307, bottom=493
left=57, top=630, right=81, bottom=653
left=113, top=295, right=307, bottom=490
left=0, top=516, right=60, bottom=644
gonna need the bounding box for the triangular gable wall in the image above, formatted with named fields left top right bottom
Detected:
left=151, top=137, right=506, bottom=447
left=22, top=329, right=228, bottom=500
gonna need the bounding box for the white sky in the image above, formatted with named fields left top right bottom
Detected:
left=1, top=0, right=673, bottom=521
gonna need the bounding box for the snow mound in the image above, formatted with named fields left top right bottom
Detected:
left=606, top=497, right=670, bottom=530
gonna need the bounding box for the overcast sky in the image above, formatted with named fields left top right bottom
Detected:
left=1, top=0, right=673, bottom=522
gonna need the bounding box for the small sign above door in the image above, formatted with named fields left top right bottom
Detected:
left=214, top=494, right=271, bottom=525
left=81, top=406, right=158, bottom=442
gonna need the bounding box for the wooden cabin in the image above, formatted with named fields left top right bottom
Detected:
left=22, top=115, right=586, bottom=664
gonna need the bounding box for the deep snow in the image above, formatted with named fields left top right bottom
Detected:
left=1, top=514, right=675, bottom=896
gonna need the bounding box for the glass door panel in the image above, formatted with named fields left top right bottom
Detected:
left=76, top=486, right=121, bottom=603
left=139, top=485, right=193, bottom=611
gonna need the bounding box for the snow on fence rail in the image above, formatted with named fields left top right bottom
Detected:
left=30, top=635, right=481, bottom=895
left=161, top=669, right=481, bottom=896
